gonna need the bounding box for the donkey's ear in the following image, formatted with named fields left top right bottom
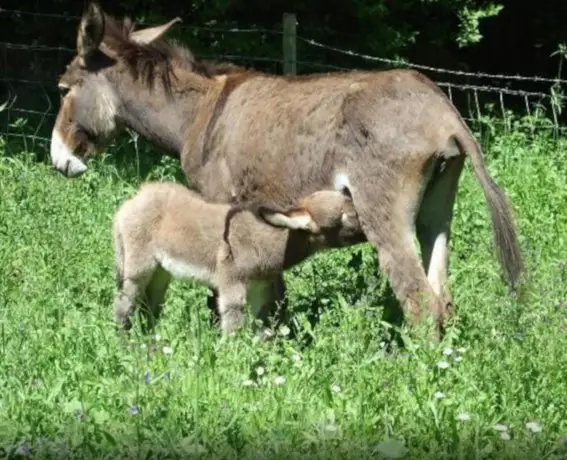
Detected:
left=77, top=2, right=105, bottom=58
left=130, top=17, right=182, bottom=45
left=260, top=207, right=321, bottom=233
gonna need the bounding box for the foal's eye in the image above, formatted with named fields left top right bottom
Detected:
left=58, top=86, right=70, bottom=98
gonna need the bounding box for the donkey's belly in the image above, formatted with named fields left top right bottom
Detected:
left=197, top=159, right=343, bottom=208
left=155, top=250, right=216, bottom=288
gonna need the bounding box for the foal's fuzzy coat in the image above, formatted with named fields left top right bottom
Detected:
left=112, top=181, right=363, bottom=333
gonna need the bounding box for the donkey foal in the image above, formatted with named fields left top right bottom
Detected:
left=112, top=181, right=362, bottom=334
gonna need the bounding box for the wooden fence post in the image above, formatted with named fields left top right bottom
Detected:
left=282, top=13, right=297, bottom=75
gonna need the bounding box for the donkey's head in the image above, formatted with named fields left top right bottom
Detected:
left=260, top=190, right=364, bottom=247
left=50, top=2, right=183, bottom=177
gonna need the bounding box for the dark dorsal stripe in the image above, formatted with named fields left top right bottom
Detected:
left=200, top=72, right=256, bottom=165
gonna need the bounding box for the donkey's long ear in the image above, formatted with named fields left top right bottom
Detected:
left=260, top=207, right=321, bottom=234
left=130, top=17, right=182, bottom=45
left=77, top=2, right=105, bottom=58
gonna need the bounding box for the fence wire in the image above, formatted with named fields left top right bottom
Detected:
left=1, top=8, right=566, bottom=151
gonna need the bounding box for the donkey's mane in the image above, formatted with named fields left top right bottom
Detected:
left=100, top=13, right=250, bottom=95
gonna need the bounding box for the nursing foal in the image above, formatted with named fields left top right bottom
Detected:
left=112, top=182, right=363, bottom=334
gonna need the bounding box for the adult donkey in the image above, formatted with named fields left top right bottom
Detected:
left=49, top=2, right=523, bottom=338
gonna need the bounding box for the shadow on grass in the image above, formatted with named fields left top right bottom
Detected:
left=288, top=249, right=406, bottom=350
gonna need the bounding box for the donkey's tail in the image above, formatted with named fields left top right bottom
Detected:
left=453, top=128, right=524, bottom=290
left=112, top=215, right=125, bottom=291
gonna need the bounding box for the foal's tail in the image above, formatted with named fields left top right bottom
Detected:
left=454, top=127, right=524, bottom=291
left=112, top=215, right=125, bottom=290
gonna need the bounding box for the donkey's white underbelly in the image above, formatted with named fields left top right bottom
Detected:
left=155, top=250, right=215, bottom=287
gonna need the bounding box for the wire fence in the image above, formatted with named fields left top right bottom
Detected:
left=1, top=6, right=566, bottom=155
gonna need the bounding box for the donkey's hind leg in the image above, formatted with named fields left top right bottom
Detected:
left=139, top=266, right=172, bottom=333
left=114, top=246, right=157, bottom=334
left=416, top=155, right=465, bottom=326
left=349, top=164, right=445, bottom=341
left=114, top=278, right=145, bottom=332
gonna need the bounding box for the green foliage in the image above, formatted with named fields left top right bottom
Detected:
left=1, top=0, right=505, bottom=79
left=0, top=111, right=567, bottom=458
left=455, top=3, right=504, bottom=47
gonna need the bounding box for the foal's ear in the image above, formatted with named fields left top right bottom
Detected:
left=130, top=17, right=182, bottom=45
left=77, top=2, right=105, bottom=58
left=260, top=207, right=321, bottom=233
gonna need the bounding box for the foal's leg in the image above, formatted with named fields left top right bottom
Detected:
left=114, top=278, right=145, bottom=332
left=209, top=276, right=289, bottom=335
left=217, top=282, right=248, bottom=334
left=416, top=155, right=465, bottom=325
left=114, top=243, right=156, bottom=334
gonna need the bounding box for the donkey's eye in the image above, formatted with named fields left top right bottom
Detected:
left=58, top=86, right=70, bottom=98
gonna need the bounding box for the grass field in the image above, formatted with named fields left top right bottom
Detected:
left=1, top=116, right=567, bottom=459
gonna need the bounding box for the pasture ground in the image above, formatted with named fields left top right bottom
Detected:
left=1, top=116, right=567, bottom=459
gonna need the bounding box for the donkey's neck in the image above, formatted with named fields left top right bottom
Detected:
left=117, top=83, right=202, bottom=157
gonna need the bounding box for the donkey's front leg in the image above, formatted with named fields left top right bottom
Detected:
left=217, top=282, right=248, bottom=334
left=208, top=275, right=290, bottom=337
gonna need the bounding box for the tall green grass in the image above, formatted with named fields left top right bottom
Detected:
left=1, top=114, right=567, bottom=459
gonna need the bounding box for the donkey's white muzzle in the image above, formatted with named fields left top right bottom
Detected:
left=50, top=129, right=87, bottom=177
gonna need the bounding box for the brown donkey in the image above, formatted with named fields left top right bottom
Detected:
left=113, top=182, right=363, bottom=334
left=49, top=2, right=523, bottom=339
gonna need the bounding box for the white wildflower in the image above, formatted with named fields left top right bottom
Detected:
left=454, top=356, right=463, bottom=362
left=443, top=348, right=453, bottom=356
left=162, top=345, right=173, bottom=356
left=500, top=432, right=511, bottom=441
left=434, top=391, right=446, bottom=399
left=291, top=354, right=301, bottom=362
left=274, top=376, right=286, bottom=386
left=437, top=360, right=450, bottom=369
left=242, top=379, right=256, bottom=387
left=526, top=421, right=542, bottom=433
left=278, top=325, right=291, bottom=337
left=457, top=347, right=466, bottom=353
left=153, top=334, right=161, bottom=342
left=456, top=412, right=470, bottom=421
left=494, top=424, right=509, bottom=432
left=261, top=329, right=274, bottom=339
left=331, top=384, right=342, bottom=394
left=324, top=423, right=339, bottom=432
left=255, top=366, right=265, bottom=376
